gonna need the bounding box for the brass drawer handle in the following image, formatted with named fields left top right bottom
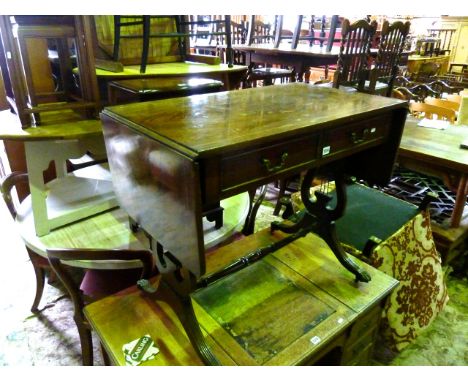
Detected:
left=261, top=152, right=288, bottom=173
left=350, top=128, right=370, bottom=144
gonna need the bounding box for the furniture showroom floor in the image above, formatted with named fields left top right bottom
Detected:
left=0, top=185, right=466, bottom=366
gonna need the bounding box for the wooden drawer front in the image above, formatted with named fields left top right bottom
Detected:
left=341, top=304, right=382, bottom=365
left=221, top=135, right=319, bottom=192
left=320, top=116, right=390, bottom=160
left=346, top=304, right=382, bottom=346
left=342, top=340, right=375, bottom=366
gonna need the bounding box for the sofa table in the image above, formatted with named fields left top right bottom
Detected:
left=100, top=83, right=407, bottom=364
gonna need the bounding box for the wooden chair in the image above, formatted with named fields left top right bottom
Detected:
left=46, top=247, right=155, bottom=365
left=111, top=15, right=234, bottom=71
left=0, top=16, right=100, bottom=127
left=180, top=15, right=234, bottom=67
left=428, top=79, right=464, bottom=96
left=368, top=20, right=411, bottom=96
left=0, top=16, right=116, bottom=236
left=446, top=94, right=462, bottom=104
left=0, top=171, right=53, bottom=313
left=409, top=102, right=456, bottom=123
left=213, top=18, right=246, bottom=65
left=272, top=15, right=296, bottom=48
left=245, top=16, right=295, bottom=87
left=246, top=18, right=274, bottom=45
left=424, top=96, right=460, bottom=113
left=394, top=83, right=440, bottom=102
left=294, top=15, right=340, bottom=51
left=332, top=18, right=377, bottom=91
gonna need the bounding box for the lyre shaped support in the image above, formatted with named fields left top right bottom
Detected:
left=271, top=169, right=371, bottom=283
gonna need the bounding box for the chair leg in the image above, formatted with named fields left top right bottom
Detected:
left=28, top=253, right=46, bottom=313
left=75, top=319, right=94, bottom=366
left=273, top=178, right=288, bottom=216
left=100, top=343, right=112, bottom=366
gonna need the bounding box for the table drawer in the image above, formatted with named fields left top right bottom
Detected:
left=346, top=303, right=382, bottom=346
left=220, top=135, right=319, bottom=192
left=320, top=115, right=390, bottom=159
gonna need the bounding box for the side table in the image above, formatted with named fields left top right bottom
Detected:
left=107, top=77, right=224, bottom=105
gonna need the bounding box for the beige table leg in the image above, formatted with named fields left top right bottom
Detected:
left=451, top=173, right=468, bottom=228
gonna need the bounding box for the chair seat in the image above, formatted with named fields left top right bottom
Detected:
left=290, top=182, right=419, bottom=253
left=313, top=81, right=357, bottom=93
left=80, top=268, right=143, bottom=300
left=251, top=67, right=293, bottom=79
left=334, top=183, right=419, bottom=251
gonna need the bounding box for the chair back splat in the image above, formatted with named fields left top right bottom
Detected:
left=371, top=20, right=411, bottom=96
left=46, top=248, right=155, bottom=365
left=333, top=18, right=377, bottom=91
left=409, top=102, right=456, bottom=123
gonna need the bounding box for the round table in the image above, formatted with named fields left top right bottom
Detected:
left=16, top=192, right=250, bottom=270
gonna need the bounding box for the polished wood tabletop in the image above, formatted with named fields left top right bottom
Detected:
left=0, top=110, right=102, bottom=141
left=108, top=77, right=223, bottom=95
left=400, top=118, right=468, bottom=172
left=234, top=43, right=342, bottom=58
left=16, top=192, right=250, bottom=269
left=95, top=62, right=247, bottom=78
left=93, top=61, right=248, bottom=94
left=399, top=117, right=468, bottom=228
left=105, top=83, right=406, bottom=157
left=102, top=83, right=407, bottom=278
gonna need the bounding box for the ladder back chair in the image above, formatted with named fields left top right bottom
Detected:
left=245, top=16, right=295, bottom=87
left=333, top=18, right=377, bottom=91
left=409, top=102, right=456, bottom=123
left=294, top=15, right=340, bottom=51
left=246, top=18, right=274, bottom=45
left=180, top=15, right=234, bottom=67
left=369, top=20, right=411, bottom=96
left=46, top=248, right=155, bottom=365
left=112, top=15, right=234, bottom=73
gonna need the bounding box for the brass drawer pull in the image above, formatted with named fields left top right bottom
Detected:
left=261, top=152, right=288, bottom=173
left=350, top=128, right=370, bottom=144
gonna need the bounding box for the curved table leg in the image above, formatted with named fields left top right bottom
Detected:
left=242, top=184, right=268, bottom=235
left=271, top=169, right=371, bottom=282
left=153, top=272, right=221, bottom=366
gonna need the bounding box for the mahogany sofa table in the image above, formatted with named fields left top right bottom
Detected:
left=100, top=83, right=407, bottom=364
